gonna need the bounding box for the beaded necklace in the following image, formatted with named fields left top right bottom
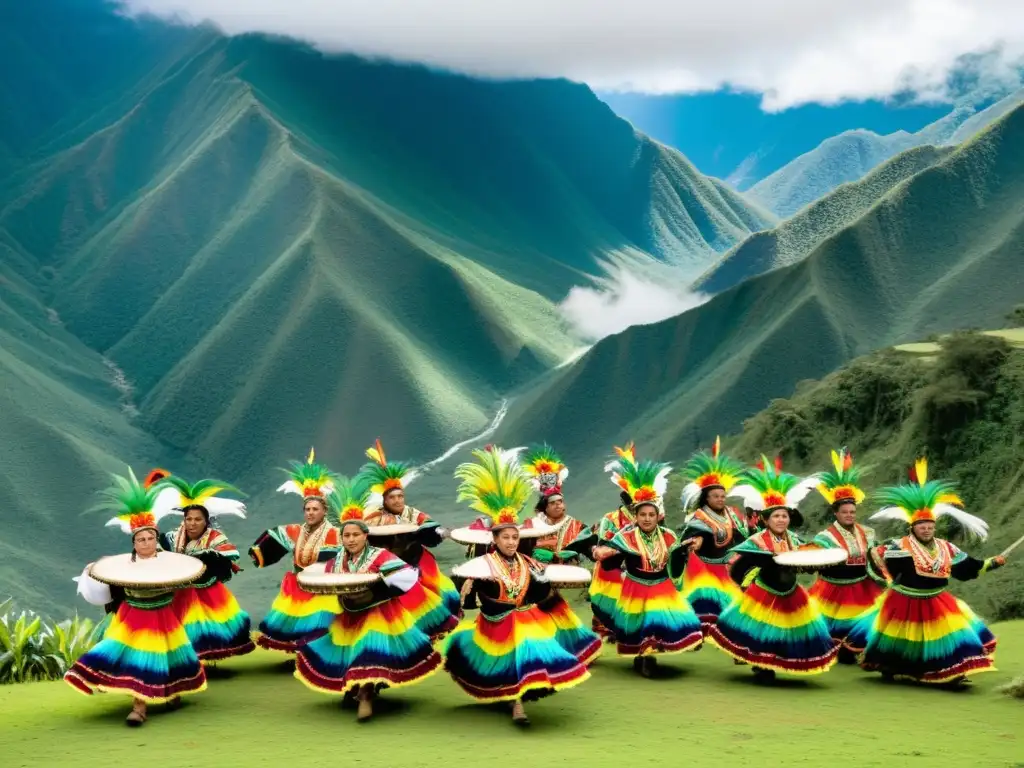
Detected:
left=294, top=520, right=329, bottom=568
left=486, top=552, right=530, bottom=601
left=904, top=535, right=952, bottom=578
left=635, top=526, right=668, bottom=570
left=696, top=506, right=736, bottom=548
left=830, top=523, right=868, bottom=564
left=339, top=545, right=378, bottom=574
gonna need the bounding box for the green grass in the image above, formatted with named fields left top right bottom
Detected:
left=2, top=622, right=1022, bottom=766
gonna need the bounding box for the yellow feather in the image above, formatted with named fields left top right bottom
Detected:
left=915, top=457, right=928, bottom=485
left=307, top=447, right=315, bottom=464
left=831, top=449, right=842, bottom=473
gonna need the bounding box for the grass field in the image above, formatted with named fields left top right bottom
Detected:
left=3, top=621, right=1022, bottom=767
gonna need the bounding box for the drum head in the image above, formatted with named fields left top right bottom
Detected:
left=449, top=527, right=493, bottom=546
left=773, top=548, right=848, bottom=568
left=89, top=552, right=205, bottom=588
left=451, top=556, right=493, bottom=580
left=543, top=563, right=592, bottom=587
left=297, top=569, right=381, bottom=595
left=517, top=521, right=557, bottom=539
left=365, top=523, right=420, bottom=536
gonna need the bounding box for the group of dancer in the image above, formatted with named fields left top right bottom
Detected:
left=65, top=438, right=1013, bottom=727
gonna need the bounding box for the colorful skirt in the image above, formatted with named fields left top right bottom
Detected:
left=589, top=564, right=622, bottom=641
left=295, top=595, right=442, bottom=696
left=416, top=548, right=463, bottom=619
left=858, top=589, right=995, bottom=683
left=611, top=574, right=704, bottom=657
left=65, top=598, right=207, bottom=703
left=809, top=576, right=885, bottom=642
left=444, top=604, right=591, bottom=702
left=399, top=579, right=459, bottom=641
left=172, top=582, right=255, bottom=662
left=541, top=592, right=602, bottom=665
left=256, top=571, right=341, bottom=653
left=708, top=581, right=839, bottom=674
left=680, top=555, right=742, bottom=633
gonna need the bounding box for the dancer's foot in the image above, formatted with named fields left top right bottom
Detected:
left=126, top=699, right=147, bottom=726
left=511, top=699, right=529, bottom=726
left=357, top=686, right=374, bottom=721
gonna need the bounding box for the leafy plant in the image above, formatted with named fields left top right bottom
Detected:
left=0, top=598, right=97, bottom=684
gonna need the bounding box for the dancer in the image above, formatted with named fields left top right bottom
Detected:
left=151, top=471, right=256, bottom=663
left=594, top=454, right=703, bottom=677
left=444, top=448, right=590, bottom=725
left=65, top=469, right=207, bottom=725
left=294, top=476, right=441, bottom=721
left=677, top=437, right=750, bottom=634
left=361, top=439, right=462, bottom=623
left=808, top=449, right=885, bottom=662
left=589, top=443, right=640, bottom=642
left=518, top=445, right=601, bottom=665
left=859, top=459, right=1007, bottom=686
left=709, top=457, right=840, bottom=681
left=249, top=449, right=342, bottom=653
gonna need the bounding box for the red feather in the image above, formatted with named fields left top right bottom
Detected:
left=774, top=455, right=783, bottom=473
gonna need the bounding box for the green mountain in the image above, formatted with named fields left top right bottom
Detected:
left=0, top=1, right=774, bottom=615
left=747, top=89, right=1024, bottom=218
left=694, top=143, right=954, bottom=294
left=496, top=103, right=1024, bottom=519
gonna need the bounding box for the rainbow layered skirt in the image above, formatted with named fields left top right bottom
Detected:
left=589, top=564, right=622, bottom=641
left=808, top=576, right=884, bottom=642
left=172, top=582, right=255, bottom=662
left=295, top=595, right=441, bottom=695
left=256, top=571, right=341, bottom=653
left=542, top=592, right=602, bottom=665
left=680, top=555, right=742, bottom=633
left=610, top=574, right=704, bottom=657
left=398, top=578, right=459, bottom=641
left=416, top=548, right=463, bottom=619
left=858, top=589, right=996, bottom=683
left=65, top=595, right=207, bottom=703
left=443, top=604, right=591, bottom=702
left=708, top=582, right=839, bottom=674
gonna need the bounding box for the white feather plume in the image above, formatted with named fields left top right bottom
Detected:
left=150, top=486, right=181, bottom=519
left=680, top=481, right=702, bottom=510
left=653, top=464, right=672, bottom=499
left=729, top=483, right=765, bottom=511
left=869, top=506, right=913, bottom=524
left=277, top=480, right=302, bottom=495
left=205, top=497, right=247, bottom=519
left=934, top=503, right=989, bottom=540
left=786, top=474, right=822, bottom=507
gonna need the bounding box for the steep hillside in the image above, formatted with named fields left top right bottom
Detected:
left=748, top=89, right=1024, bottom=218
left=497, top=103, right=1024, bottom=516
left=694, top=144, right=953, bottom=294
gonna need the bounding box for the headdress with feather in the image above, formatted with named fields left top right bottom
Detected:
left=730, top=455, right=820, bottom=515
left=869, top=458, right=988, bottom=539
left=610, top=456, right=671, bottom=509
left=455, top=447, right=533, bottom=531
left=277, top=447, right=337, bottom=499
left=522, top=443, right=568, bottom=502
left=329, top=475, right=373, bottom=532
left=680, top=436, right=745, bottom=509
left=816, top=448, right=866, bottom=508
left=361, top=439, right=419, bottom=498
left=99, top=467, right=174, bottom=536
left=149, top=471, right=247, bottom=520
left=603, top=442, right=637, bottom=474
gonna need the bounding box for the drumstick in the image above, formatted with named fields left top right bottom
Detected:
left=999, top=532, right=1024, bottom=560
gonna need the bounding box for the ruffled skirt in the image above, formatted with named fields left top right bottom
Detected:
left=708, top=581, right=839, bottom=674
left=858, top=589, right=996, bottom=682
left=256, top=571, right=341, bottom=653
left=589, top=563, right=621, bottom=641
left=808, top=576, right=885, bottom=642
left=172, top=582, right=255, bottom=662
left=680, top=555, right=742, bottom=633
left=610, top=574, right=704, bottom=657
left=416, top=548, right=463, bottom=619
left=443, top=604, right=590, bottom=702
left=541, top=592, right=602, bottom=665
left=65, top=598, right=207, bottom=703
left=398, top=579, right=460, bottom=641
left=295, top=596, right=441, bottom=695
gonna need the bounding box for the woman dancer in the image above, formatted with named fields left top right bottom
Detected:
left=360, top=439, right=460, bottom=639
left=65, top=469, right=207, bottom=725
left=709, top=457, right=840, bottom=681
left=859, top=459, right=1008, bottom=686
left=249, top=449, right=342, bottom=653
left=444, top=448, right=590, bottom=725
left=594, top=455, right=704, bottom=677
left=807, top=449, right=885, bottom=662
left=677, top=437, right=750, bottom=635
left=151, top=471, right=255, bottom=663
left=294, top=476, right=441, bottom=721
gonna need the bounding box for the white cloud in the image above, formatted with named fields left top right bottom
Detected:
left=558, top=269, right=710, bottom=342
left=120, top=0, right=1024, bottom=110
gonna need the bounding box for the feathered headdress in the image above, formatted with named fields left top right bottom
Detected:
left=610, top=457, right=671, bottom=508
left=277, top=447, right=337, bottom=499
left=361, top=439, right=419, bottom=497
left=731, top=455, right=819, bottom=513
left=522, top=443, right=568, bottom=500
left=98, top=467, right=174, bottom=535
left=455, top=447, right=532, bottom=530
left=150, top=472, right=247, bottom=520
left=603, top=442, right=637, bottom=474
left=869, top=458, right=988, bottom=539
left=329, top=475, right=373, bottom=531
left=680, top=436, right=745, bottom=509
left=816, top=448, right=866, bottom=507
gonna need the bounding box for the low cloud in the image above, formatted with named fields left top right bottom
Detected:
left=559, top=269, right=710, bottom=342
left=120, top=0, right=1024, bottom=110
